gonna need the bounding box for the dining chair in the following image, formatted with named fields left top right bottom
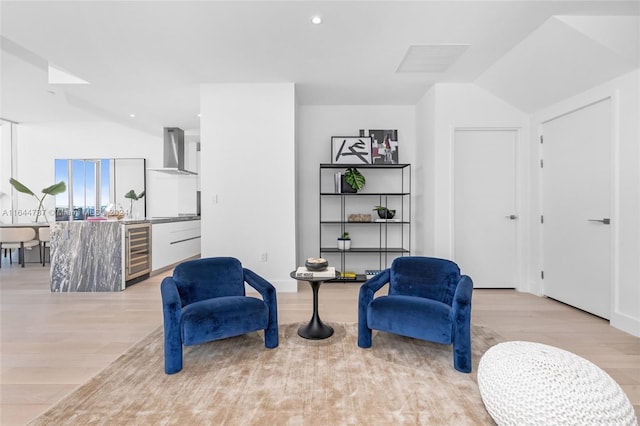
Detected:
left=38, top=226, right=51, bottom=266
left=0, top=227, right=41, bottom=268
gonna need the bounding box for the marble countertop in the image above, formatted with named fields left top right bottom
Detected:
left=51, top=216, right=201, bottom=226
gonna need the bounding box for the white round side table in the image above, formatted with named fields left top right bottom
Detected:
left=477, top=341, right=637, bottom=426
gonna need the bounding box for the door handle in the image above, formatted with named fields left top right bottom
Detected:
left=505, top=215, right=518, bottom=220
left=588, top=218, right=610, bottom=225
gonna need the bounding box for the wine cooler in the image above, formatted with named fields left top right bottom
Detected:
left=124, top=223, right=152, bottom=284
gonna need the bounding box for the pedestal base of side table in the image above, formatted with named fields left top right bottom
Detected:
left=298, top=317, right=334, bottom=340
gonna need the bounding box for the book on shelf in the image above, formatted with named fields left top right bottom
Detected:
left=365, top=269, right=382, bottom=279
left=374, top=218, right=401, bottom=222
left=295, top=266, right=336, bottom=279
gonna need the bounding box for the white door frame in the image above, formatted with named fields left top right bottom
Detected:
left=538, top=95, right=619, bottom=319
left=451, top=126, right=523, bottom=289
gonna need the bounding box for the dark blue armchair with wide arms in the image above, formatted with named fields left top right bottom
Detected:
left=358, top=256, right=474, bottom=373
left=161, top=257, right=279, bottom=374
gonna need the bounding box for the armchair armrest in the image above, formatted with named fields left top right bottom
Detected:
left=161, top=277, right=183, bottom=374
left=358, top=269, right=390, bottom=348
left=359, top=268, right=390, bottom=310
left=451, top=274, right=473, bottom=322
left=243, top=268, right=277, bottom=302
left=360, top=269, right=390, bottom=295
left=161, top=277, right=182, bottom=319
left=243, top=268, right=279, bottom=348
left=450, top=274, right=473, bottom=372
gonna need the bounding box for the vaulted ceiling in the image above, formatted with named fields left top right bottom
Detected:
left=1, top=1, right=638, bottom=135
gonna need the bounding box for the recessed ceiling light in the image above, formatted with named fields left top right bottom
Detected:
left=129, top=114, right=136, bottom=118
left=311, top=16, right=322, bottom=25
left=197, top=113, right=201, bottom=118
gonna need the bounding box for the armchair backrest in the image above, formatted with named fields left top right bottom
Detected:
left=389, top=256, right=461, bottom=306
left=172, top=257, right=245, bottom=306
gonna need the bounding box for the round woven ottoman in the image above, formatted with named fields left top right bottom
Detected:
left=477, top=341, right=637, bottom=425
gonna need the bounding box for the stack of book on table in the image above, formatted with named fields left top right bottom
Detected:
left=295, top=266, right=336, bottom=279
left=339, top=271, right=357, bottom=280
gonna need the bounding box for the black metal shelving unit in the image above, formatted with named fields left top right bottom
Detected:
left=319, top=163, right=411, bottom=282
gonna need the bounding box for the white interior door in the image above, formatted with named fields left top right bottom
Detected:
left=542, top=99, right=611, bottom=319
left=454, top=129, right=518, bottom=288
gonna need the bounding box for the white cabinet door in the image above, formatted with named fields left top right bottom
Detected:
left=152, top=221, right=201, bottom=271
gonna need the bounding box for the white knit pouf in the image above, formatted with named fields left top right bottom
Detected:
left=477, top=341, right=637, bottom=426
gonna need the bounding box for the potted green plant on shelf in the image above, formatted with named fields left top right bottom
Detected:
left=124, top=189, right=145, bottom=219
left=342, top=167, right=366, bottom=193
left=337, top=232, right=351, bottom=250
left=9, top=178, right=66, bottom=223
left=373, top=205, right=396, bottom=219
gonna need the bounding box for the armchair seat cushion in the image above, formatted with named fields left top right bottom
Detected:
left=368, top=295, right=452, bottom=344
left=181, top=296, right=268, bottom=346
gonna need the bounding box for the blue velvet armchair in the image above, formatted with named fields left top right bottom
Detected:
left=358, top=256, right=474, bottom=373
left=161, top=257, right=279, bottom=374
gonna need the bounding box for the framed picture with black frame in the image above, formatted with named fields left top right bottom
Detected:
left=361, top=129, right=399, bottom=164
left=331, top=136, right=373, bottom=164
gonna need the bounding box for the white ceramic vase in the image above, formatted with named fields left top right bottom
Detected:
left=337, top=239, right=351, bottom=250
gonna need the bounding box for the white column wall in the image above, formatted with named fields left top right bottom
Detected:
left=530, top=69, right=640, bottom=337
left=414, top=90, right=436, bottom=256
left=296, top=105, right=416, bottom=267
left=200, top=83, right=297, bottom=292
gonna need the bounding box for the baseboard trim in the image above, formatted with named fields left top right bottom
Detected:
left=611, top=312, right=640, bottom=338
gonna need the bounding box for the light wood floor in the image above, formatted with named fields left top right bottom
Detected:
left=1, top=261, right=639, bottom=425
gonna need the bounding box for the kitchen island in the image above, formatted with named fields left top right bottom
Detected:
left=50, top=216, right=200, bottom=292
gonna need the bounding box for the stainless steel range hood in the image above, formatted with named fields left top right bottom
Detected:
left=148, top=127, right=197, bottom=175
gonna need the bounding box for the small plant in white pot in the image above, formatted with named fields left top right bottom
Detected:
left=337, top=232, right=351, bottom=250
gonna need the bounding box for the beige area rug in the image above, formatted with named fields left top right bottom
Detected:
left=29, top=323, right=502, bottom=426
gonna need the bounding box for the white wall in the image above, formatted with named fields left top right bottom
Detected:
left=147, top=172, right=198, bottom=217
left=296, top=105, right=416, bottom=269
left=200, top=83, right=297, bottom=292
left=9, top=121, right=168, bottom=221
left=530, top=69, right=640, bottom=337
left=415, top=83, right=530, bottom=261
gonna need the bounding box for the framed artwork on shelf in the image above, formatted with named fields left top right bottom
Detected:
left=331, top=136, right=373, bottom=164
left=362, top=129, right=399, bottom=164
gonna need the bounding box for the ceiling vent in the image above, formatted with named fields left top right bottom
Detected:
left=396, top=44, right=470, bottom=73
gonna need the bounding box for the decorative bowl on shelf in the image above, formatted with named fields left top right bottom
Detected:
left=375, top=207, right=396, bottom=219
left=105, top=203, right=126, bottom=220
left=305, top=257, right=328, bottom=271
